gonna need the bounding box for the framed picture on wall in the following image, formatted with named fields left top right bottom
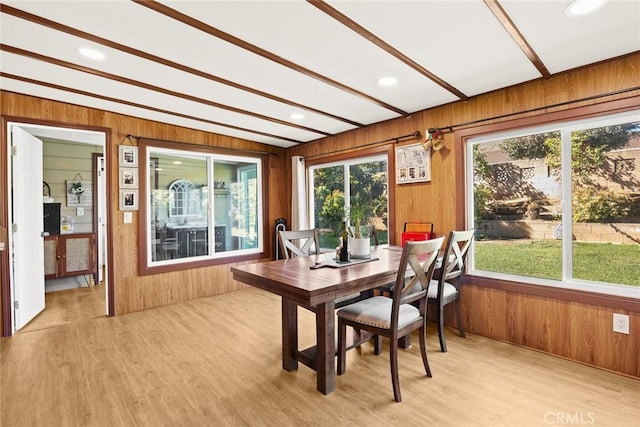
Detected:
left=66, top=180, right=93, bottom=206
left=395, top=143, right=431, bottom=184
left=119, top=189, right=138, bottom=211
left=119, top=145, right=138, bottom=167
left=119, top=168, right=138, bottom=189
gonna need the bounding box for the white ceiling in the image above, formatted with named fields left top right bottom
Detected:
left=1, top=0, right=639, bottom=148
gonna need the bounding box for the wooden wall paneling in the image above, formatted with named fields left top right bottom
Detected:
left=461, top=284, right=640, bottom=377
left=1, top=92, right=286, bottom=319
left=268, top=153, right=289, bottom=256
left=287, top=53, right=640, bottom=376
left=1, top=54, right=638, bottom=375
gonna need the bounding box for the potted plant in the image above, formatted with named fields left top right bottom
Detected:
left=348, top=195, right=372, bottom=258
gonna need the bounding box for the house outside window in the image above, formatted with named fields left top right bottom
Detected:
left=467, top=110, right=640, bottom=298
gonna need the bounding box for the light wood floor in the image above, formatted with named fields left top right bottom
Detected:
left=2, top=288, right=638, bottom=426
left=19, top=282, right=105, bottom=333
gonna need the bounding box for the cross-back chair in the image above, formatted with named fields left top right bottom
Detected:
left=278, top=228, right=361, bottom=307
left=336, top=236, right=445, bottom=402
left=428, top=229, right=474, bottom=352
left=278, top=229, right=320, bottom=259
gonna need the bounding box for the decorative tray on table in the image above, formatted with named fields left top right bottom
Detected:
left=310, top=256, right=379, bottom=269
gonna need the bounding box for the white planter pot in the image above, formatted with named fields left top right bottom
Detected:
left=349, top=237, right=371, bottom=258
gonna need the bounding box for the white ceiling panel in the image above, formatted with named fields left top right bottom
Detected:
left=0, top=13, right=354, bottom=137
left=167, top=1, right=460, bottom=112
left=502, top=0, right=640, bottom=74
left=1, top=0, right=638, bottom=147
left=0, top=52, right=323, bottom=143
left=328, top=0, right=541, bottom=96
left=1, top=74, right=298, bottom=148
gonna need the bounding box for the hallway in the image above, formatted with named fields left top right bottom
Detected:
left=18, top=281, right=105, bottom=334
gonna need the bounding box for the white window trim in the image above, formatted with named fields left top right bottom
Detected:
left=466, top=109, right=640, bottom=299
left=145, top=147, right=264, bottom=267
left=308, top=153, right=387, bottom=229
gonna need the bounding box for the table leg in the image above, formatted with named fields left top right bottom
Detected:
left=282, top=298, right=298, bottom=371
left=316, top=300, right=336, bottom=394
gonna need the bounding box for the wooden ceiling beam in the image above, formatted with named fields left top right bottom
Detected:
left=484, top=0, right=551, bottom=78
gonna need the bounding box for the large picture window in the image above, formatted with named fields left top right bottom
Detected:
left=143, top=145, right=263, bottom=272
left=466, top=110, right=640, bottom=298
left=309, top=154, right=389, bottom=249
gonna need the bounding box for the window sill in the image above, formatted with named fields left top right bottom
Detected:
left=139, top=251, right=267, bottom=276
left=464, top=274, right=639, bottom=312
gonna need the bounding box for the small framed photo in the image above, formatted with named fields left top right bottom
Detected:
left=395, top=143, right=431, bottom=184
left=119, top=146, right=138, bottom=167
left=119, top=189, right=138, bottom=211
left=119, top=168, right=138, bottom=189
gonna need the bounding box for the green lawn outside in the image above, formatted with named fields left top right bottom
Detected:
left=474, top=239, right=640, bottom=286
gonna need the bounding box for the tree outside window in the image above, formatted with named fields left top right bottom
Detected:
left=469, top=112, right=640, bottom=293
left=310, top=155, right=388, bottom=249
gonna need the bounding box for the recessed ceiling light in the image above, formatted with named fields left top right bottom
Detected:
left=172, top=161, right=182, bottom=165
left=290, top=113, right=305, bottom=120
left=377, top=76, right=398, bottom=87
left=565, top=0, right=607, bottom=16
left=76, top=46, right=106, bottom=61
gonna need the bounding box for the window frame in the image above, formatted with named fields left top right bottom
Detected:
left=306, top=145, right=395, bottom=249
left=458, top=96, right=640, bottom=307
left=137, top=141, right=268, bottom=276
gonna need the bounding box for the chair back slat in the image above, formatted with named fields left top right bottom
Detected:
left=440, top=230, right=475, bottom=284
left=392, top=237, right=445, bottom=325
left=278, top=229, right=319, bottom=259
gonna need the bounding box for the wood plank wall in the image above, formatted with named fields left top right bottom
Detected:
left=1, top=53, right=639, bottom=376
left=0, top=96, right=287, bottom=324
left=43, top=140, right=102, bottom=233
left=461, top=284, right=640, bottom=377
left=288, top=52, right=640, bottom=377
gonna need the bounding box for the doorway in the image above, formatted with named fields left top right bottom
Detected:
left=5, top=121, right=111, bottom=334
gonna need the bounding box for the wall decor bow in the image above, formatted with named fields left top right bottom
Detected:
left=422, top=128, right=445, bottom=152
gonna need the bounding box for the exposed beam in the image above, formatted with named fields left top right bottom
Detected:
left=0, top=44, right=330, bottom=137
left=132, top=0, right=409, bottom=117
left=484, top=0, right=551, bottom=78
left=0, top=3, right=364, bottom=129
left=307, top=0, right=468, bottom=101
left=0, top=72, right=305, bottom=145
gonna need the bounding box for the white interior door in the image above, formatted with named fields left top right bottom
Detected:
left=96, top=156, right=106, bottom=283
left=11, top=126, right=45, bottom=330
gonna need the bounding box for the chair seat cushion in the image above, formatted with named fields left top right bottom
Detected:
left=427, top=280, right=457, bottom=299
left=337, top=296, right=421, bottom=329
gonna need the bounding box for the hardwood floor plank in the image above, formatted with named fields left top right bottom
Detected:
left=18, top=283, right=105, bottom=333
left=2, top=288, right=638, bottom=426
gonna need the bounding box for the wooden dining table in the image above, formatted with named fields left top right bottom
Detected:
left=230, top=245, right=404, bottom=395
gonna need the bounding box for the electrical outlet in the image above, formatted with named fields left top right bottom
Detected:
left=613, top=313, right=629, bottom=334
